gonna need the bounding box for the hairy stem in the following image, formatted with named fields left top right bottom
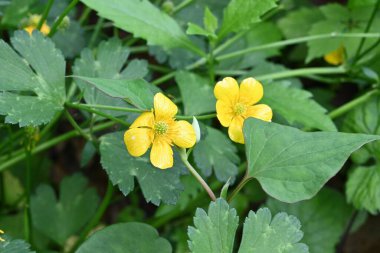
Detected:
left=48, top=0, right=80, bottom=37
left=37, top=0, right=54, bottom=30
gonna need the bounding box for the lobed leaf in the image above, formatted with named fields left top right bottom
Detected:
left=188, top=198, right=239, bottom=253
left=267, top=188, right=353, bottom=253
left=175, top=71, right=215, bottom=115
left=0, top=236, right=35, bottom=253
left=346, top=165, right=380, bottom=214
left=30, top=174, right=100, bottom=245
left=243, top=118, right=380, bottom=203
left=193, top=126, right=239, bottom=182
left=99, top=132, right=184, bottom=205
left=0, top=31, right=65, bottom=126
left=76, top=223, right=172, bottom=253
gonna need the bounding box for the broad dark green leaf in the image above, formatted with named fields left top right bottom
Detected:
left=267, top=188, right=353, bottom=253
left=76, top=222, right=171, bottom=253
left=243, top=118, right=380, bottom=202
left=188, top=198, right=239, bottom=253
left=238, top=208, right=308, bottom=253
left=346, top=165, right=380, bottom=214
left=80, top=0, right=199, bottom=53
left=0, top=236, right=35, bottom=253
left=219, top=0, right=277, bottom=39
left=99, top=132, right=184, bottom=205
left=193, top=126, right=240, bottom=182
left=30, top=174, right=100, bottom=245
left=175, top=71, right=215, bottom=115
left=262, top=82, right=337, bottom=131
left=73, top=76, right=154, bottom=110
left=0, top=31, right=65, bottom=126
left=52, top=21, right=86, bottom=58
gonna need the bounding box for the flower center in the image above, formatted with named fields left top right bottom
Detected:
left=154, top=121, right=169, bottom=135
left=234, top=103, right=247, bottom=116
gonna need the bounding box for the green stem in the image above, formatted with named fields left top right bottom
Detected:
left=173, top=0, right=193, bottom=14
left=227, top=175, right=252, bottom=202
left=64, top=110, right=92, bottom=141
left=353, top=0, right=380, bottom=63
left=176, top=113, right=216, bottom=120
left=357, top=38, right=380, bottom=63
left=48, top=0, right=80, bottom=37
left=89, top=17, right=104, bottom=48
left=0, top=121, right=115, bottom=173
left=179, top=149, right=216, bottom=201
left=328, top=90, right=379, bottom=119
left=37, top=0, right=54, bottom=30
left=216, top=33, right=380, bottom=62
left=79, top=7, right=91, bottom=25
left=148, top=64, right=172, bottom=73
left=70, top=103, right=216, bottom=120
left=130, top=45, right=148, bottom=53
left=70, top=180, right=114, bottom=253
left=256, top=66, right=346, bottom=81
left=66, top=103, right=129, bottom=127
left=24, top=149, right=33, bottom=243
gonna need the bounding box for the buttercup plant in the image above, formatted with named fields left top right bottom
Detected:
left=1, top=0, right=380, bottom=253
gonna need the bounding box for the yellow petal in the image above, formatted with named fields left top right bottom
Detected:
left=170, top=120, right=196, bottom=148
left=24, top=26, right=35, bottom=35
left=130, top=111, right=154, bottom=128
left=228, top=116, right=244, bottom=144
left=214, top=77, right=239, bottom=106
left=239, top=77, right=263, bottom=106
left=40, top=23, right=51, bottom=35
left=150, top=138, right=173, bottom=169
left=245, top=104, right=273, bottom=122
left=124, top=128, right=153, bottom=157
left=154, top=93, right=178, bottom=120
left=216, top=100, right=234, bottom=127
left=324, top=46, right=344, bottom=65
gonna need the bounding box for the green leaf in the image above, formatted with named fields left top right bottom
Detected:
left=99, top=132, right=184, bottom=205
left=218, top=0, right=277, bottom=39
left=204, top=7, right=218, bottom=34
left=262, top=82, right=337, bottom=131
left=76, top=222, right=172, bottom=253
left=30, top=174, right=100, bottom=245
left=1, top=0, right=35, bottom=26
left=346, top=165, right=380, bottom=214
left=175, top=71, right=215, bottom=115
left=188, top=198, right=308, bottom=253
left=343, top=94, right=380, bottom=159
left=80, top=0, right=200, bottom=53
left=188, top=198, right=239, bottom=253
left=238, top=208, right=308, bottom=253
left=186, top=23, right=212, bottom=37
left=193, top=126, right=240, bottom=182
left=73, top=76, right=154, bottom=110
left=266, top=188, right=353, bottom=253
left=278, top=7, right=323, bottom=39
left=52, top=21, right=86, bottom=58
left=0, top=31, right=65, bottom=126
left=243, top=118, right=380, bottom=203
left=73, top=38, right=149, bottom=114
left=0, top=236, right=35, bottom=253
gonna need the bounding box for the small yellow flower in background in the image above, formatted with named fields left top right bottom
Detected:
left=24, top=14, right=51, bottom=36
left=124, top=93, right=196, bottom=169
left=0, top=229, right=4, bottom=242
left=215, top=77, right=272, bottom=144
left=324, top=46, right=345, bottom=65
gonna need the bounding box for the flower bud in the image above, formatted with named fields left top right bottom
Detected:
left=192, top=116, right=201, bottom=143
left=162, top=1, right=174, bottom=15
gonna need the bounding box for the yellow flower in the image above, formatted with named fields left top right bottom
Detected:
left=0, top=229, right=4, bottom=242
left=214, top=77, right=272, bottom=144
left=324, top=46, right=344, bottom=65
left=124, top=93, right=196, bottom=169
left=24, top=14, right=50, bottom=36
